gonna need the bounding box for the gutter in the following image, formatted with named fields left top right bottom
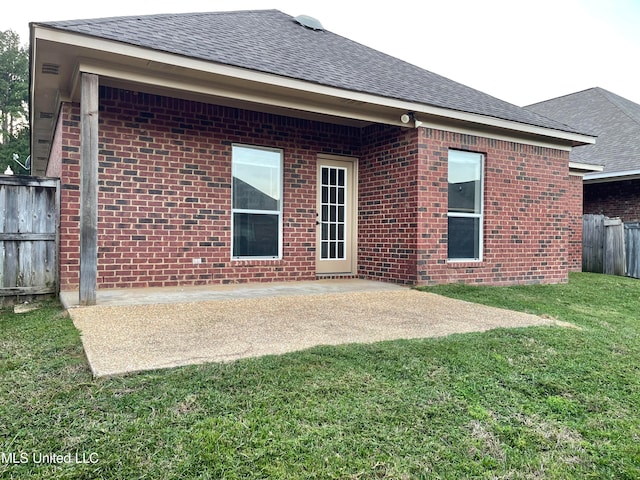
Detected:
left=584, top=168, right=640, bottom=184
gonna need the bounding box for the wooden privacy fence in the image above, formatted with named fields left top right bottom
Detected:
left=0, top=176, right=60, bottom=298
left=626, top=223, right=640, bottom=279
left=583, top=214, right=640, bottom=279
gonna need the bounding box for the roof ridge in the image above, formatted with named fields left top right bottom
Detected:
left=525, top=87, right=600, bottom=108
left=35, top=9, right=282, bottom=28
left=523, top=88, right=601, bottom=135
left=594, top=87, right=640, bottom=127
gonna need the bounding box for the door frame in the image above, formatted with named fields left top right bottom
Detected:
left=316, top=154, right=358, bottom=275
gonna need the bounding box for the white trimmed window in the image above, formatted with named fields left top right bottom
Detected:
left=231, top=145, right=283, bottom=259
left=447, top=149, right=484, bottom=260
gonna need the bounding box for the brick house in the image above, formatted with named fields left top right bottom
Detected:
left=527, top=87, right=640, bottom=222
left=29, top=10, right=597, bottom=304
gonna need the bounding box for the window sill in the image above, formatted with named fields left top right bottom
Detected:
left=446, top=260, right=483, bottom=268
left=231, top=258, right=283, bottom=266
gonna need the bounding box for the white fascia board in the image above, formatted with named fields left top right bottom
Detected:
left=72, top=59, right=392, bottom=126
left=569, top=162, right=604, bottom=172
left=569, top=161, right=604, bottom=177
left=29, top=27, right=39, bottom=138
left=584, top=168, right=640, bottom=183
left=35, top=26, right=597, bottom=146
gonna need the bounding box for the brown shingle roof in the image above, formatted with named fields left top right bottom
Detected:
left=36, top=9, right=587, bottom=134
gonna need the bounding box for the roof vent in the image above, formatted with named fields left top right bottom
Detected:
left=294, top=15, right=324, bottom=31
left=41, top=63, right=60, bottom=75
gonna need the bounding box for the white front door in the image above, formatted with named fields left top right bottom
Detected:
left=316, top=155, right=357, bottom=274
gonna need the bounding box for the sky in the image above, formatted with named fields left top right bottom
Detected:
left=3, top=0, right=639, bottom=107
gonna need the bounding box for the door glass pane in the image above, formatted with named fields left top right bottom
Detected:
left=319, top=165, right=348, bottom=260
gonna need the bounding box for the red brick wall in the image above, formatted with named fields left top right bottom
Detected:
left=413, top=128, right=572, bottom=285
left=567, top=174, right=584, bottom=272
left=358, top=124, right=420, bottom=284
left=58, top=87, right=359, bottom=290
left=584, top=179, right=640, bottom=222
left=58, top=102, right=81, bottom=290
left=56, top=86, right=576, bottom=290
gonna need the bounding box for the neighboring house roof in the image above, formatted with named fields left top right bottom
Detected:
left=526, top=87, right=640, bottom=181
left=36, top=9, right=583, bottom=134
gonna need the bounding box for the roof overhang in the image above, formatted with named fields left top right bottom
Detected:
left=30, top=25, right=597, bottom=175
left=568, top=161, right=604, bottom=177
left=583, top=168, right=640, bottom=183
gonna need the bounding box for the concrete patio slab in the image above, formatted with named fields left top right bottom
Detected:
left=62, top=279, right=570, bottom=377
left=60, top=278, right=406, bottom=308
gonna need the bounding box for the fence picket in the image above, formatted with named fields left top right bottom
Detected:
left=604, top=218, right=625, bottom=276
left=626, top=223, right=640, bottom=279
left=583, top=214, right=604, bottom=273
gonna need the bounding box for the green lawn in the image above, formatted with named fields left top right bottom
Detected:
left=1, top=272, right=639, bottom=479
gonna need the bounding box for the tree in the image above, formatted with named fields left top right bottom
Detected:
left=0, top=29, right=29, bottom=175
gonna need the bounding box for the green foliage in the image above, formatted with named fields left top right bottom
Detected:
left=0, top=29, right=29, bottom=174
left=1, top=273, right=639, bottom=478
left=0, top=126, right=29, bottom=174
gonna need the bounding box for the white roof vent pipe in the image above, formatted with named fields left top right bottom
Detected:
left=294, top=15, right=324, bottom=31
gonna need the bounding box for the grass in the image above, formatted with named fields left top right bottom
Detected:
left=1, top=272, right=639, bottom=479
